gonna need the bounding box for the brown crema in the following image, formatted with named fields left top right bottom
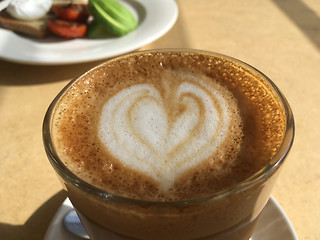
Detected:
left=52, top=51, right=286, bottom=201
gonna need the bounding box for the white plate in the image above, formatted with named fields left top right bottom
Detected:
left=251, top=197, right=298, bottom=240
left=44, top=196, right=298, bottom=240
left=0, top=0, right=178, bottom=65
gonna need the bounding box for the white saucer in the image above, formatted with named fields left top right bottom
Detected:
left=44, top=196, right=298, bottom=240
left=0, top=0, right=178, bottom=65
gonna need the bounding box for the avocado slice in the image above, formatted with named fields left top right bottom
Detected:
left=88, top=0, right=137, bottom=36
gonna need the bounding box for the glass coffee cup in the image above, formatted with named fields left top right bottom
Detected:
left=43, top=49, right=294, bottom=240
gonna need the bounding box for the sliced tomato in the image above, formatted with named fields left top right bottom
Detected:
left=51, top=5, right=89, bottom=22
left=48, top=19, right=87, bottom=38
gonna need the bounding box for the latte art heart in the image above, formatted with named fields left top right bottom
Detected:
left=99, top=74, right=234, bottom=190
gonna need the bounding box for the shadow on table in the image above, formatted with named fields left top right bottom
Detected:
left=0, top=59, right=108, bottom=86
left=0, top=190, right=67, bottom=240
left=272, top=0, right=320, bottom=52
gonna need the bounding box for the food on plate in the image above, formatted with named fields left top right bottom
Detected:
left=0, top=0, right=52, bottom=38
left=51, top=3, right=89, bottom=22
left=48, top=19, right=87, bottom=38
left=0, top=11, right=49, bottom=38
left=0, top=0, right=137, bottom=39
left=48, top=2, right=90, bottom=38
left=88, top=0, right=137, bottom=36
left=6, top=0, right=52, bottom=20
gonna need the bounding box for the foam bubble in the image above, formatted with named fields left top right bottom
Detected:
left=98, top=72, right=236, bottom=190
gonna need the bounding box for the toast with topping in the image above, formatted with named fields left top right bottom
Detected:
left=0, top=11, right=49, bottom=38
left=0, top=0, right=88, bottom=38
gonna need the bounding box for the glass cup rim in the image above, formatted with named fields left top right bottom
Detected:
left=42, top=48, right=295, bottom=205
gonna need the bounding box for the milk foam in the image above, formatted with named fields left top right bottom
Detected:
left=98, top=72, right=235, bottom=190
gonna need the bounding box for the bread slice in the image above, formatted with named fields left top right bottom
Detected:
left=0, top=12, right=49, bottom=38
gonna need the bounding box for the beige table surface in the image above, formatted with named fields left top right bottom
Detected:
left=1, top=0, right=320, bottom=239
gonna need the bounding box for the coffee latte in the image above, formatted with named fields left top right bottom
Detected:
left=52, top=50, right=286, bottom=201
left=44, top=50, right=294, bottom=240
